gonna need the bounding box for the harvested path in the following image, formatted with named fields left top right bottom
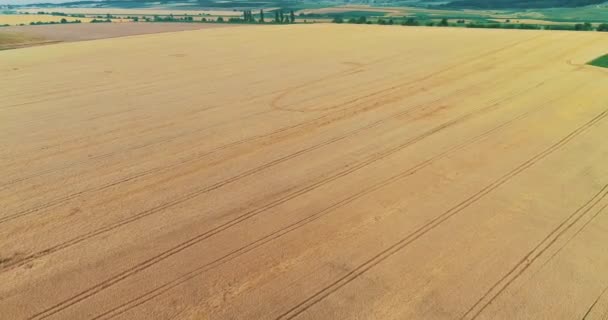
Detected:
left=1, top=25, right=608, bottom=320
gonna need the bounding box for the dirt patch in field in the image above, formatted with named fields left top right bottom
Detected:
left=0, top=22, right=238, bottom=45
left=0, top=14, right=92, bottom=26
left=18, top=7, right=243, bottom=17
left=0, top=31, right=54, bottom=50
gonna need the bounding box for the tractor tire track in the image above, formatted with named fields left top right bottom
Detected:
left=1, top=32, right=545, bottom=190
left=270, top=32, right=547, bottom=113
left=24, top=74, right=563, bottom=320
left=0, top=52, right=527, bottom=221
left=0, top=107, right=267, bottom=190
left=0, top=75, right=483, bottom=224
left=1, top=32, right=559, bottom=225
left=460, top=184, right=608, bottom=320
left=582, top=285, right=608, bottom=320
left=1, top=49, right=279, bottom=110
left=532, top=196, right=608, bottom=289
left=0, top=52, right=329, bottom=175
left=273, top=107, right=608, bottom=320
left=88, top=82, right=560, bottom=320
left=4, top=75, right=513, bottom=271
left=1, top=51, right=398, bottom=178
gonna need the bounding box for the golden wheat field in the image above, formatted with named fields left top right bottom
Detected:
left=2, top=24, right=608, bottom=319
left=0, top=14, right=93, bottom=25
left=17, top=7, right=244, bottom=17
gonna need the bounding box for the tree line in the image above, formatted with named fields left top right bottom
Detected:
left=332, top=16, right=448, bottom=27
left=333, top=16, right=608, bottom=32
left=16, top=9, right=300, bottom=25
left=272, top=9, right=296, bottom=24
left=29, top=18, right=82, bottom=25
left=142, top=9, right=296, bottom=24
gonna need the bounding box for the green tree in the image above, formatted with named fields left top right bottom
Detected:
left=290, top=10, right=295, bottom=23
left=332, top=16, right=343, bottom=23
left=402, top=17, right=418, bottom=26
left=60, top=18, right=67, bottom=23
left=260, top=9, right=264, bottom=23
left=274, top=10, right=280, bottom=23
left=217, top=16, right=224, bottom=23
left=598, top=23, right=608, bottom=31
left=574, top=22, right=592, bottom=31
left=439, top=18, right=449, bottom=26
left=356, top=16, right=367, bottom=24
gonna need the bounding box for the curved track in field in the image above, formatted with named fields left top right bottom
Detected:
left=2, top=25, right=608, bottom=320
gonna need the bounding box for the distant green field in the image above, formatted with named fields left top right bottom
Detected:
left=531, top=6, right=608, bottom=22
left=8, top=0, right=608, bottom=25
left=100, top=0, right=336, bottom=10
left=299, top=10, right=390, bottom=19
left=329, top=11, right=390, bottom=17
left=588, top=54, right=608, bottom=68
left=284, top=2, right=338, bottom=10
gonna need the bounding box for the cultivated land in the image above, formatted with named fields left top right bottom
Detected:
left=1, top=24, right=608, bottom=320
left=17, top=7, right=244, bottom=17
left=0, top=23, right=235, bottom=45
left=0, top=14, right=92, bottom=25
left=0, top=31, right=49, bottom=50
left=296, top=5, right=406, bottom=16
